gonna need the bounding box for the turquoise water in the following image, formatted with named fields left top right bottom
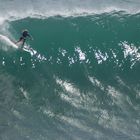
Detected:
left=0, top=0, right=140, bottom=140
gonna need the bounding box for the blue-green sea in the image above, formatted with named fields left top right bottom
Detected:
left=0, top=0, right=140, bottom=140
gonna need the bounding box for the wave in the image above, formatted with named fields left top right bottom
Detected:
left=0, top=0, right=140, bottom=25
left=0, top=9, right=140, bottom=140
left=0, top=13, right=140, bottom=71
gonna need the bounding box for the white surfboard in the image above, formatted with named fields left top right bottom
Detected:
left=23, top=45, right=37, bottom=56
left=0, top=34, right=18, bottom=49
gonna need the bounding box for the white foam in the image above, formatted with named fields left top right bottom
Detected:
left=120, top=41, right=140, bottom=68
left=75, top=47, right=86, bottom=61
left=0, top=17, right=5, bottom=25
left=0, top=34, right=18, bottom=49
left=0, top=0, right=139, bottom=24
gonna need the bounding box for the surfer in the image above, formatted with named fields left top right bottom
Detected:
left=15, top=29, right=33, bottom=47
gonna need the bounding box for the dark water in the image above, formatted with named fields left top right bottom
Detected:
left=0, top=0, right=140, bottom=140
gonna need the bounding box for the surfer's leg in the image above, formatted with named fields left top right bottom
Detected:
left=15, top=37, right=23, bottom=44
left=21, top=39, right=26, bottom=49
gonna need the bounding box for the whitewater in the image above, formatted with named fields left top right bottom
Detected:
left=0, top=0, right=140, bottom=140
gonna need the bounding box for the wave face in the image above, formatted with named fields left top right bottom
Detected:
left=0, top=1, right=140, bottom=140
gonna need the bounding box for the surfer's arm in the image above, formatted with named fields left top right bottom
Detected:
left=27, top=33, right=33, bottom=40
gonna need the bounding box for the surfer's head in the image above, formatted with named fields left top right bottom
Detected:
left=22, top=29, right=28, bottom=34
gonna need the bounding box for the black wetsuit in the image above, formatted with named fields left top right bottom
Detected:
left=16, top=30, right=32, bottom=47
left=19, top=31, right=31, bottom=42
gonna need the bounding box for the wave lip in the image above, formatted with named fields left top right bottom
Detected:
left=0, top=0, right=140, bottom=24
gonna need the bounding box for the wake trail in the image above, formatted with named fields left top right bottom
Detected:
left=0, top=34, right=18, bottom=49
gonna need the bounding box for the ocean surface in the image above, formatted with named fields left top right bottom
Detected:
left=0, top=0, right=140, bottom=140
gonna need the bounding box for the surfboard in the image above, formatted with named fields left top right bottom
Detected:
left=23, top=45, right=37, bottom=56
left=0, top=34, right=18, bottom=49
